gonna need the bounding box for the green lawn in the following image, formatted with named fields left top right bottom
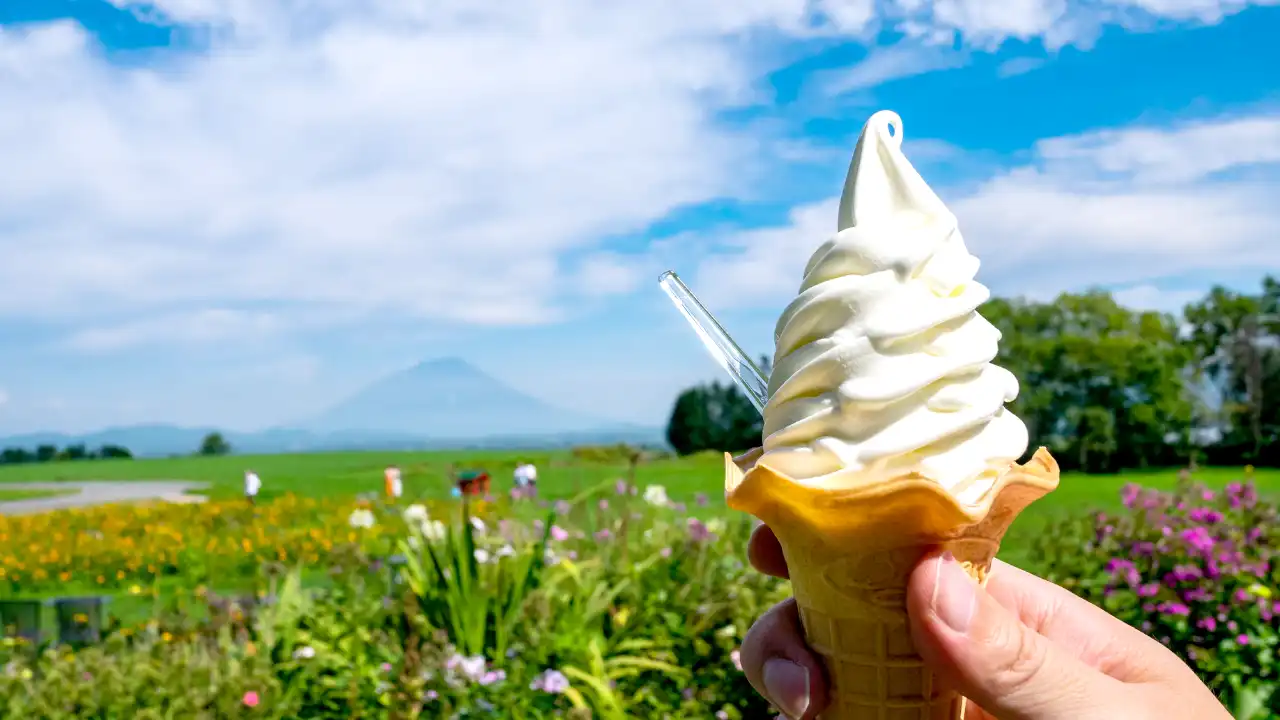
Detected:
left=0, top=487, right=77, bottom=502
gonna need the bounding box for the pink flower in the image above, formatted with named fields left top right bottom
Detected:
left=550, top=525, right=569, bottom=542
left=687, top=518, right=710, bottom=542
left=242, top=691, right=260, bottom=708
left=730, top=649, right=742, bottom=671
left=1237, top=634, right=1250, bottom=645
left=598, top=499, right=609, bottom=511
left=615, top=480, right=629, bottom=495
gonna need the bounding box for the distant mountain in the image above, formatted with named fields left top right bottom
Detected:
left=300, top=357, right=626, bottom=438
left=0, top=358, right=663, bottom=457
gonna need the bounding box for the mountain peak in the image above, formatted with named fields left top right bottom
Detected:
left=303, top=356, right=616, bottom=439
left=414, top=356, right=473, bottom=372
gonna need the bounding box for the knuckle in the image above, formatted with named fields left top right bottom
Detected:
left=989, top=622, right=1050, bottom=692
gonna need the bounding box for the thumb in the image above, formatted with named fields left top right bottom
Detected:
left=907, top=553, right=1119, bottom=720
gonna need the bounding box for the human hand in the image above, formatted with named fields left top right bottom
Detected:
left=737, top=519, right=1233, bottom=719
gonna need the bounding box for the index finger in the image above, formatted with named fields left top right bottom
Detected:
left=983, top=559, right=1180, bottom=682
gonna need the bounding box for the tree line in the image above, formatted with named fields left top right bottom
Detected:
left=666, top=276, right=1279, bottom=473
left=0, top=443, right=133, bottom=465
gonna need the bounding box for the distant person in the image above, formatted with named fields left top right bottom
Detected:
left=243, top=470, right=261, bottom=505
left=513, top=461, right=537, bottom=495
left=384, top=466, right=403, bottom=500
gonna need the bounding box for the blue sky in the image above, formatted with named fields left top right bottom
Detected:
left=0, top=0, right=1278, bottom=434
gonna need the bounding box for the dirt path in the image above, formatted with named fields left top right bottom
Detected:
left=0, top=481, right=208, bottom=515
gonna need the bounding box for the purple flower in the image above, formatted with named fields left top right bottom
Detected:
left=530, top=669, right=570, bottom=694
left=424, top=690, right=438, bottom=701
left=1198, top=617, right=1217, bottom=632
left=687, top=518, right=710, bottom=542
left=479, top=670, right=506, bottom=686
left=695, top=493, right=708, bottom=507
left=1137, top=584, right=1159, bottom=598
left=598, top=499, right=609, bottom=511
left=1121, top=484, right=1141, bottom=508
left=1179, top=527, right=1215, bottom=555
left=594, top=528, right=613, bottom=541
left=554, top=500, right=571, bottom=515
left=1187, top=508, right=1223, bottom=524
left=1237, top=634, right=1250, bottom=645
left=1157, top=602, right=1190, bottom=617
left=615, top=480, right=628, bottom=495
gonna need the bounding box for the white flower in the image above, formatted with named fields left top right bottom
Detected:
left=422, top=520, right=446, bottom=541
left=293, top=646, right=316, bottom=660
left=474, top=549, right=491, bottom=564
left=469, top=516, right=486, bottom=534
left=406, top=536, right=421, bottom=550
left=402, top=504, right=430, bottom=525
left=643, top=485, right=669, bottom=507
left=495, top=545, right=516, bottom=559
left=348, top=509, right=376, bottom=529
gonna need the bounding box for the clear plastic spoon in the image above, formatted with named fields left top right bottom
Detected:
left=658, top=271, right=769, bottom=415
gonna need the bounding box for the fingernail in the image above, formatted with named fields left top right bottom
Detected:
left=762, top=658, right=810, bottom=719
left=931, top=552, right=977, bottom=634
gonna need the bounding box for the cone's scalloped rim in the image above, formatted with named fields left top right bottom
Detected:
left=724, top=447, right=1060, bottom=539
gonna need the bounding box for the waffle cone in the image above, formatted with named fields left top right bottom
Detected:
left=725, top=448, right=1059, bottom=720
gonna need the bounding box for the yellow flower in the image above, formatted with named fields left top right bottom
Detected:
left=1248, top=583, right=1272, bottom=599
left=161, top=632, right=173, bottom=642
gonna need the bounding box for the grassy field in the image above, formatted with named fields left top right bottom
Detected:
left=2, top=449, right=1275, bottom=630
left=1, top=448, right=1275, bottom=565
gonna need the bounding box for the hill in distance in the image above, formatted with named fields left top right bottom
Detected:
left=0, top=358, right=661, bottom=457
left=300, top=357, right=633, bottom=439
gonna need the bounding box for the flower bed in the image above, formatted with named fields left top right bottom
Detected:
left=1036, top=476, right=1280, bottom=719
left=0, top=481, right=786, bottom=717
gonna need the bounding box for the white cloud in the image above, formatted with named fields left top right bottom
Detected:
left=820, top=43, right=966, bottom=95
left=0, top=389, right=9, bottom=407
left=996, top=56, right=1048, bottom=77
left=694, top=111, right=1280, bottom=308
left=1112, top=284, right=1206, bottom=312
left=64, top=309, right=283, bottom=352
left=0, top=0, right=1275, bottom=352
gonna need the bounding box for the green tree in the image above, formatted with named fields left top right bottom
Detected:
left=0, top=447, right=34, bottom=465
left=198, top=432, right=232, bottom=457
left=35, top=444, right=57, bottom=463
left=666, top=381, right=762, bottom=455
left=59, top=444, right=88, bottom=461
left=98, top=445, right=133, bottom=460
left=980, top=290, right=1192, bottom=471
left=1183, top=276, right=1279, bottom=465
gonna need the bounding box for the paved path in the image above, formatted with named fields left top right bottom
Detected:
left=0, top=481, right=208, bottom=515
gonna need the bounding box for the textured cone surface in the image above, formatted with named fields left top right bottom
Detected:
left=725, top=450, right=1061, bottom=720
left=786, top=539, right=990, bottom=720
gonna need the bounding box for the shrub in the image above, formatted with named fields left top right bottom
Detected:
left=1035, top=478, right=1280, bottom=719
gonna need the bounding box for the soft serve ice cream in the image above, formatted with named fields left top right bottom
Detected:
left=761, top=110, right=1028, bottom=503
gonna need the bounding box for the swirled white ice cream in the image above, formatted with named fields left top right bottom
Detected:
left=761, top=111, right=1028, bottom=502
